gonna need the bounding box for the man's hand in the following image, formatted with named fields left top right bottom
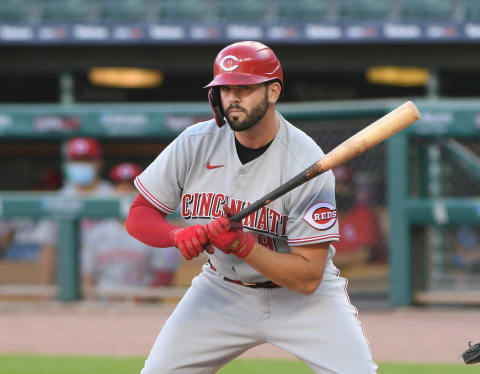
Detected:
left=170, top=225, right=209, bottom=260
left=205, top=208, right=255, bottom=258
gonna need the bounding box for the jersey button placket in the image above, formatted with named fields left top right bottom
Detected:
left=233, top=168, right=247, bottom=191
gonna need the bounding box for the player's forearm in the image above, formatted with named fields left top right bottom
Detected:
left=126, top=194, right=179, bottom=248
left=243, top=244, right=326, bottom=295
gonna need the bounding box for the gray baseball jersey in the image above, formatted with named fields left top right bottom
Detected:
left=135, top=112, right=339, bottom=283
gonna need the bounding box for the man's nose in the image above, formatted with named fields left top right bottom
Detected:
left=227, top=88, right=241, bottom=102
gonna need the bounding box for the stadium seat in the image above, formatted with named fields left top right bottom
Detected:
left=465, top=0, right=480, bottom=21
left=0, top=0, right=41, bottom=24
left=161, top=0, right=218, bottom=22
left=43, top=0, right=102, bottom=24
left=400, top=0, right=455, bottom=21
left=277, top=0, right=332, bottom=23
left=103, top=0, right=160, bottom=23
left=338, top=0, right=392, bottom=21
left=219, top=0, right=276, bottom=23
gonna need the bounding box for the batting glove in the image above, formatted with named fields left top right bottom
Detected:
left=205, top=207, right=255, bottom=258
left=169, top=225, right=209, bottom=260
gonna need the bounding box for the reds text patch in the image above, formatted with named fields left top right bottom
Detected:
left=303, top=202, right=337, bottom=230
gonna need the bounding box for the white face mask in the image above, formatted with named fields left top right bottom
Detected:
left=65, top=162, right=97, bottom=186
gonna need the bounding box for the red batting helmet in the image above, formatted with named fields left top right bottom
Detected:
left=66, top=137, right=102, bottom=160
left=109, top=163, right=143, bottom=183
left=205, top=41, right=283, bottom=90
left=205, top=41, right=283, bottom=127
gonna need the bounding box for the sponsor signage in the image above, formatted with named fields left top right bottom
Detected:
left=1, top=22, right=480, bottom=44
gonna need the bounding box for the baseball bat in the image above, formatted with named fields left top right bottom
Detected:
left=229, top=100, right=421, bottom=222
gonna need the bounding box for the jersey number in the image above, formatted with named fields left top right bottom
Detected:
left=257, top=234, right=276, bottom=252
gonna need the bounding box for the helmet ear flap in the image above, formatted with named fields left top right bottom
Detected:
left=208, top=87, right=226, bottom=128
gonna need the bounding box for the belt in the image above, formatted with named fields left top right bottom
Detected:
left=208, top=259, right=281, bottom=289
left=223, top=277, right=281, bottom=289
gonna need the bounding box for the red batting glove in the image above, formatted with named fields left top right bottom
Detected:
left=169, top=225, right=209, bottom=260
left=205, top=213, right=256, bottom=259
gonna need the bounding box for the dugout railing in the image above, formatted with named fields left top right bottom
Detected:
left=389, top=99, right=480, bottom=306
left=1, top=99, right=479, bottom=305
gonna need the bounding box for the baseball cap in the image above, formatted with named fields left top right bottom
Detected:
left=66, top=137, right=102, bottom=160
left=109, top=163, right=143, bottom=183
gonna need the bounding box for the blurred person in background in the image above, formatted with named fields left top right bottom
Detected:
left=82, top=163, right=180, bottom=298
left=0, top=219, right=43, bottom=262
left=333, top=165, right=384, bottom=270
left=32, top=169, right=62, bottom=191
left=61, top=137, right=112, bottom=196
left=0, top=169, right=62, bottom=277
left=33, top=137, right=113, bottom=284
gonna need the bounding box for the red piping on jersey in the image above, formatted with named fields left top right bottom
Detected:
left=288, top=234, right=340, bottom=244
left=134, top=177, right=175, bottom=213
left=126, top=193, right=178, bottom=248
left=338, top=268, right=373, bottom=355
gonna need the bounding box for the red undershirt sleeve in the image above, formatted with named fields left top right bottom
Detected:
left=126, top=193, right=180, bottom=248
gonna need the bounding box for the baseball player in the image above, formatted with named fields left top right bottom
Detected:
left=32, top=137, right=114, bottom=284
left=126, top=41, right=377, bottom=374
left=82, top=163, right=180, bottom=295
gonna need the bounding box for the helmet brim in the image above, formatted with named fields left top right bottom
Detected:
left=204, top=73, right=272, bottom=88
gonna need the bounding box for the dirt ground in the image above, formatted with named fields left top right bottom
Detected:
left=0, top=300, right=478, bottom=365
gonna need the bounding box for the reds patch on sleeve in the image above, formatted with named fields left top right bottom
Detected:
left=302, top=202, right=337, bottom=230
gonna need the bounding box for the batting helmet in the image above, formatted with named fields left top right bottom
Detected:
left=109, top=163, right=143, bottom=183
left=205, top=41, right=283, bottom=90
left=204, top=41, right=283, bottom=127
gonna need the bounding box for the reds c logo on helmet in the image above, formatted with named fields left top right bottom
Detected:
left=205, top=40, right=284, bottom=92
left=219, top=55, right=240, bottom=72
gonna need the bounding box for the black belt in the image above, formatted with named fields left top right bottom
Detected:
left=208, top=259, right=281, bottom=289
left=223, top=277, right=281, bottom=289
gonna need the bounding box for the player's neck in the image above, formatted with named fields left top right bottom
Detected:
left=234, top=108, right=279, bottom=149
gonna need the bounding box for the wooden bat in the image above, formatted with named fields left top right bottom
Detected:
left=229, top=100, right=421, bottom=222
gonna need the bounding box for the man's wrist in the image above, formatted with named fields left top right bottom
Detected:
left=168, top=227, right=182, bottom=247
left=233, top=233, right=256, bottom=258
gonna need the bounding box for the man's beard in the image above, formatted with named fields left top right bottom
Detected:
left=226, top=90, right=268, bottom=132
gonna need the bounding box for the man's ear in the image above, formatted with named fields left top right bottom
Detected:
left=268, top=82, right=282, bottom=104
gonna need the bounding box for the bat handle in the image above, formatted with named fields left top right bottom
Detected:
left=204, top=243, right=215, bottom=254
left=229, top=165, right=314, bottom=222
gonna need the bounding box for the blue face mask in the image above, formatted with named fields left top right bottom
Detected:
left=65, top=163, right=97, bottom=186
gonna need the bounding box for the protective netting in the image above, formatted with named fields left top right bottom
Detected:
left=296, top=117, right=389, bottom=294
left=409, top=136, right=480, bottom=304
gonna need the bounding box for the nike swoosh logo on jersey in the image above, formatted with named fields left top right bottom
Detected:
left=206, top=162, right=224, bottom=169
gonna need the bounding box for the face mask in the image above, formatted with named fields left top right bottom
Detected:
left=65, top=163, right=96, bottom=186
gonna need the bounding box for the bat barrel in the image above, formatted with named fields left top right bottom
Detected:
left=317, top=101, right=420, bottom=172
